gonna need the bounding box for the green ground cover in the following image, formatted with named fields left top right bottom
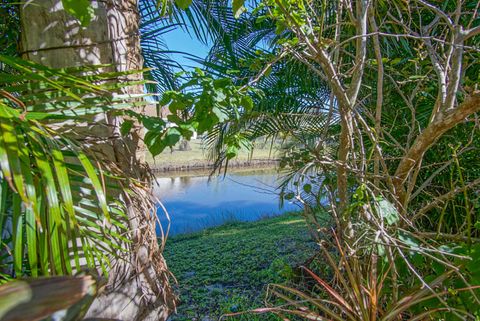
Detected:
left=164, top=213, right=318, bottom=321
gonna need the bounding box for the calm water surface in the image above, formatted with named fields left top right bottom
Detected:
left=154, top=169, right=297, bottom=235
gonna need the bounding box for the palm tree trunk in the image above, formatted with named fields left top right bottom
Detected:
left=20, top=1, right=175, bottom=320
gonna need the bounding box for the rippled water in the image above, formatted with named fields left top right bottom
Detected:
left=154, top=169, right=297, bottom=235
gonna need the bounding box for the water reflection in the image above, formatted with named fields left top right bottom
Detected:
left=154, top=169, right=297, bottom=235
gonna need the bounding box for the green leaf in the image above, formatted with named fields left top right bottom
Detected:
left=120, top=120, right=134, bottom=136
left=14, top=126, right=39, bottom=276
left=212, top=106, right=229, bottom=122
left=303, top=184, right=312, bottom=193
left=145, top=131, right=166, bottom=157
left=61, top=0, right=94, bottom=27
left=159, top=91, right=174, bottom=105
left=165, top=127, right=181, bottom=146
left=376, top=244, right=386, bottom=257
left=76, top=151, right=110, bottom=222
left=175, top=0, right=192, bottom=10
left=30, top=137, right=65, bottom=274
left=233, top=0, right=246, bottom=18
left=375, top=199, right=399, bottom=225
left=0, top=56, right=139, bottom=278
left=142, top=116, right=165, bottom=132
left=213, top=89, right=227, bottom=102
left=284, top=192, right=295, bottom=200
left=240, top=96, right=253, bottom=110
left=398, top=232, right=420, bottom=254
left=408, top=75, right=426, bottom=80
left=474, top=221, right=480, bottom=230
left=12, top=194, right=23, bottom=276
left=178, top=123, right=197, bottom=139
left=169, top=100, right=187, bottom=113
left=145, top=127, right=181, bottom=156
left=226, top=145, right=238, bottom=159
left=156, top=0, right=170, bottom=16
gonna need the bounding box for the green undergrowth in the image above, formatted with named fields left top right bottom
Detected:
left=164, top=212, right=318, bottom=321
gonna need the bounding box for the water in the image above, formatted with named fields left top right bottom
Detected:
left=154, top=169, right=298, bottom=235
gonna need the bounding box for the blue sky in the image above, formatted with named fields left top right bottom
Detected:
left=161, top=26, right=211, bottom=70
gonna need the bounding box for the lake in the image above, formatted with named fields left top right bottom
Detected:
left=154, top=169, right=298, bottom=235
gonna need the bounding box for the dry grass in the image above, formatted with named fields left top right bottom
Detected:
left=145, top=140, right=279, bottom=168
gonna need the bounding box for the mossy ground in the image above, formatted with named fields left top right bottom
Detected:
left=164, top=213, right=318, bottom=321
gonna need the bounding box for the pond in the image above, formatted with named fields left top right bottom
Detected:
left=154, top=169, right=298, bottom=235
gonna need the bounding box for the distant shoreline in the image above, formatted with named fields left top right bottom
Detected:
left=148, top=158, right=279, bottom=174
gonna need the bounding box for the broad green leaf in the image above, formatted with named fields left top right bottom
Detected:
left=375, top=199, right=399, bottom=225
left=145, top=131, right=167, bottom=156
left=165, top=127, right=181, bottom=146
left=398, top=232, right=420, bottom=253
left=241, top=96, right=253, bottom=111
left=213, top=89, right=227, bottom=102
left=169, top=99, right=188, bottom=112
left=475, top=221, right=480, bottom=230
left=120, top=120, right=134, bottom=136
left=142, top=116, right=165, bottom=131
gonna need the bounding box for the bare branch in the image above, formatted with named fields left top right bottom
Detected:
left=412, top=0, right=454, bottom=29
left=369, top=10, right=384, bottom=188
left=346, top=0, right=369, bottom=104
left=465, top=25, right=480, bottom=40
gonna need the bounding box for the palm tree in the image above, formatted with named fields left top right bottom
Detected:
left=17, top=1, right=175, bottom=320
left=1, top=2, right=260, bottom=318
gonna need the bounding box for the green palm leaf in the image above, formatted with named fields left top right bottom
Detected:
left=0, top=55, right=150, bottom=279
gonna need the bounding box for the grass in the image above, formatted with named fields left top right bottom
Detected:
left=164, top=212, right=318, bottom=321
left=146, top=140, right=279, bottom=168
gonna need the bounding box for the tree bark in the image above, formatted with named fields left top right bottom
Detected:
left=20, top=1, right=175, bottom=320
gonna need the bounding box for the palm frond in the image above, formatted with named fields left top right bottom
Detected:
left=0, top=55, right=150, bottom=279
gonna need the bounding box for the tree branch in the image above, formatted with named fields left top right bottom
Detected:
left=393, top=91, right=480, bottom=207
left=465, top=25, right=480, bottom=40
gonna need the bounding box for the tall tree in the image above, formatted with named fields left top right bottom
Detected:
left=181, top=0, right=480, bottom=318
left=20, top=1, right=175, bottom=320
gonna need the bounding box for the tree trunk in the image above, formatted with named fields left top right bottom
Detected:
left=20, top=1, right=175, bottom=320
